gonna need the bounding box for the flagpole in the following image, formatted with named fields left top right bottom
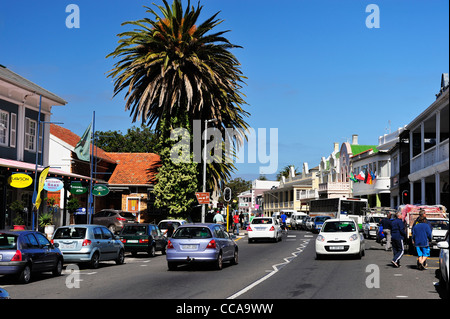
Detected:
left=88, top=111, right=95, bottom=224
left=31, top=95, right=42, bottom=230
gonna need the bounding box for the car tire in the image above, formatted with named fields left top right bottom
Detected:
left=167, top=262, right=177, bottom=271
left=52, top=259, right=63, bottom=276
left=90, top=251, right=100, bottom=269
left=215, top=253, right=223, bottom=270
left=115, top=249, right=125, bottom=265
left=148, top=245, right=156, bottom=257
left=18, top=264, right=32, bottom=284
left=231, top=249, right=239, bottom=265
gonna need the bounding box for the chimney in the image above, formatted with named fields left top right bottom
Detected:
left=334, top=142, right=339, bottom=153
left=352, top=134, right=358, bottom=145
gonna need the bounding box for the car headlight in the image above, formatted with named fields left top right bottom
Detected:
left=349, top=234, right=358, bottom=241
left=317, top=235, right=325, bottom=242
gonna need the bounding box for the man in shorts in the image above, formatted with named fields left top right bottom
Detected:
left=412, top=216, right=432, bottom=270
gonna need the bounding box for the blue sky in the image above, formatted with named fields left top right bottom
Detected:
left=1, top=0, right=448, bottom=181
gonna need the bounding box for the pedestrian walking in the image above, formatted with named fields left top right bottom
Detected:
left=380, top=212, right=393, bottom=251
left=213, top=211, right=224, bottom=225
left=233, top=213, right=240, bottom=235
left=280, top=211, right=287, bottom=232
left=391, top=211, right=406, bottom=268
left=412, top=216, right=432, bottom=270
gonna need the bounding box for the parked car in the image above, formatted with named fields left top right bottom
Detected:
left=92, top=209, right=137, bottom=233
left=437, top=230, right=449, bottom=292
left=166, top=223, right=238, bottom=270
left=429, top=218, right=449, bottom=250
left=312, top=216, right=331, bottom=233
left=0, top=230, right=63, bottom=284
left=291, top=213, right=307, bottom=230
left=52, top=225, right=125, bottom=269
left=247, top=217, right=282, bottom=243
left=305, top=217, right=315, bottom=231
left=158, top=219, right=187, bottom=237
left=315, top=217, right=365, bottom=259
left=119, top=223, right=167, bottom=257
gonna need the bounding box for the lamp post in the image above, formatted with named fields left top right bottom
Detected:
left=202, top=119, right=217, bottom=223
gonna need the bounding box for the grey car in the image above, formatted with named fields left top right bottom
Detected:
left=92, top=209, right=137, bottom=233
left=52, top=225, right=125, bottom=269
left=166, top=223, right=238, bottom=270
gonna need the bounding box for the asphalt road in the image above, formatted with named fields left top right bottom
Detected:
left=1, top=229, right=447, bottom=301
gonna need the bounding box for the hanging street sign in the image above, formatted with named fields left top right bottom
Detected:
left=93, top=184, right=110, bottom=196
left=8, top=173, right=33, bottom=188
left=69, top=181, right=88, bottom=195
left=44, top=178, right=64, bottom=192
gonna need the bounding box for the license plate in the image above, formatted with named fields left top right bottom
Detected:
left=255, top=227, right=266, bottom=231
left=62, top=243, right=76, bottom=249
left=127, top=240, right=138, bottom=243
left=182, top=245, right=197, bottom=250
left=329, top=246, right=344, bottom=250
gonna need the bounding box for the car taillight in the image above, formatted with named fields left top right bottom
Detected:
left=167, top=240, right=174, bottom=249
left=206, top=239, right=216, bottom=249
left=139, top=239, right=149, bottom=243
left=11, top=250, right=22, bottom=261
left=269, top=226, right=275, bottom=231
left=116, top=217, right=127, bottom=221
left=246, top=226, right=252, bottom=231
left=120, top=239, right=126, bottom=243
left=50, top=239, right=54, bottom=244
left=82, top=239, right=92, bottom=246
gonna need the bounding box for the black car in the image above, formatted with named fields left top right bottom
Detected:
left=119, top=224, right=167, bottom=257
left=0, top=230, right=64, bottom=284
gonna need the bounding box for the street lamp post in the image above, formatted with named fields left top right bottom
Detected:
left=202, top=119, right=217, bottom=223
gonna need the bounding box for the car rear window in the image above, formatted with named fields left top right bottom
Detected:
left=172, top=227, right=212, bottom=239
left=121, top=225, right=147, bottom=235
left=0, top=233, right=17, bottom=250
left=251, top=218, right=273, bottom=225
left=120, top=212, right=136, bottom=219
left=53, top=227, right=87, bottom=239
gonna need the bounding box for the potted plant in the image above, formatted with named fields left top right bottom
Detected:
left=67, top=196, right=80, bottom=224
left=39, top=212, right=55, bottom=238
left=9, top=200, right=26, bottom=230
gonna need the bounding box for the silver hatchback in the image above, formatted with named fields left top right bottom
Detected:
left=52, top=225, right=125, bottom=269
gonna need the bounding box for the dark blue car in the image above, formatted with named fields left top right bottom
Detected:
left=313, top=216, right=331, bottom=233
left=0, top=230, right=64, bottom=284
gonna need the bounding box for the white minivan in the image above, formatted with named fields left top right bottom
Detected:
left=291, top=212, right=308, bottom=230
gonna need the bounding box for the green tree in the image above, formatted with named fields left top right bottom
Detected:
left=106, top=0, right=250, bottom=191
left=96, top=125, right=158, bottom=152
left=276, top=165, right=300, bottom=181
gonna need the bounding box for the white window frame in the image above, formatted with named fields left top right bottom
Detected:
left=0, top=110, right=9, bottom=146
left=25, top=117, right=37, bottom=152
left=10, top=113, right=16, bottom=148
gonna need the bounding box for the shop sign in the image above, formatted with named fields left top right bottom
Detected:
left=93, top=184, right=110, bottom=196
left=8, top=173, right=33, bottom=188
left=70, top=181, right=88, bottom=195
left=44, top=178, right=64, bottom=192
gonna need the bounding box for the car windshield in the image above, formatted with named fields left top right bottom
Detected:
left=121, top=225, right=148, bottom=235
left=322, top=221, right=356, bottom=232
left=172, top=227, right=212, bottom=239
left=429, top=220, right=449, bottom=230
left=159, top=221, right=180, bottom=229
left=53, top=227, right=87, bottom=239
left=370, top=217, right=384, bottom=223
left=0, top=233, right=17, bottom=250
left=252, top=218, right=273, bottom=225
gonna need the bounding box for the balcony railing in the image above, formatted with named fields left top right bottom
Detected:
left=410, top=138, right=449, bottom=174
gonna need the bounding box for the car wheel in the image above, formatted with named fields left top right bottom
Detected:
left=18, top=264, right=32, bottom=284
left=52, top=259, right=63, bottom=276
left=231, top=249, right=239, bottom=265
left=148, top=245, right=156, bottom=257
left=90, top=251, right=100, bottom=269
left=115, top=249, right=125, bottom=265
left=167, top=262, right=177, bottom=271
left=215, top=253, right=223, bottom=270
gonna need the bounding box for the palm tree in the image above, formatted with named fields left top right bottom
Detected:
left=276, top=165, right=300, bottom=181
left=107, top=0, right=249, bottom=189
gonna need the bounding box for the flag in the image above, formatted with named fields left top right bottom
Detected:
left=74, top=123, right=92, bottom=161
left=34, top=166, right=50, bottom=209
left=366, top=171, right=372, bottom=184
left=356, top=171, right=365, bottom=181
left=371, top=170, right=376, bottom=181
left=349, top=172, right=357, bottom=182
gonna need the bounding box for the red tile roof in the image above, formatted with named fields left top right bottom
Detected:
left=50, top=124, right=115, bottom=163
left=106, top=153, right=160, bottom=185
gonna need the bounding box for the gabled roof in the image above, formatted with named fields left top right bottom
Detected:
left=350, top=145, right=378, bottom=157
left=106, top=153, right=160, bottom=186
left=50, top=124, right=115, bottom=163
left=0, top=65, right=67, bottom=105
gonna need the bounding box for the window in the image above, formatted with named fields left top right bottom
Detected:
left=25, top=117, right=37, bottom=151
left=93, top=227, right=103, bottom=239
left=0, top=110, right=8, bottom=146
left=10, top=113, right=16, bottom=147
left=34, top=233, right=50, bottom=247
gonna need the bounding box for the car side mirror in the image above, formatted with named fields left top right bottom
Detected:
left=437, top=241, right=449, bottom=249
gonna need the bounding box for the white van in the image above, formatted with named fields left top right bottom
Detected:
left=291, top=212, right=308, bottom=230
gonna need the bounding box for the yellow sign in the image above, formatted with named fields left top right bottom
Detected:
left=8, top=173, right=33, bottom=188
